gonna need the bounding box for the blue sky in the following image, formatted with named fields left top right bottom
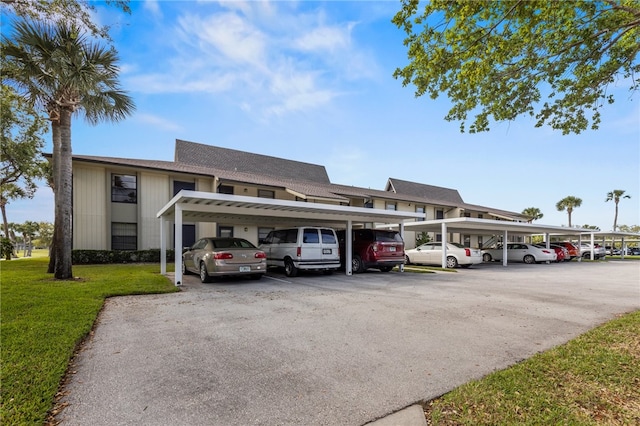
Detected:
left=7, top=0, right=640, bottom=230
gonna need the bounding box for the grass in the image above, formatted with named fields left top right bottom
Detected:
left=425, top=310, right=640, bottom=425
left=0, top=257, right=178, bottom=425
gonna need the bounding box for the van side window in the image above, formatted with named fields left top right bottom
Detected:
left=285, top=229, right=298, bottom=243
left=321, top=229, right=336, bottom=244
left=262, top=232, right=273, bottom=245
left=303, top=229, right=319, bottom=243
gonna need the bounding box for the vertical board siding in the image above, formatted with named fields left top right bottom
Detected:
left=140, top=172, right=170, bottom=249
left=73, top=166, right=107, bottom=249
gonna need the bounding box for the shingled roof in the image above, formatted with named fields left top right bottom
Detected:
left=386, top=178, right=464, bottom=205
left=175, top=139, right=331, bottom=184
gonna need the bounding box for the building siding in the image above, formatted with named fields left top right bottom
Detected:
left=140, top=172, right=170, bottom=249
left=73, top=165, right=108, bottom=249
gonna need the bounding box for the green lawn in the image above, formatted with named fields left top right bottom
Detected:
left=0, top=258, right=177, bottom=425
left=425, top=310, right=640, bottom=425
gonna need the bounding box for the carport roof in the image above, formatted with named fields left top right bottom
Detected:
left=156, top=190, right=424, bottom=227
left=379, top=217, right=596, bottom=236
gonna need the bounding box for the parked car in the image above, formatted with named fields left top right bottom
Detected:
left=337, top=229, right=405, bottom=273
left=481, top=243, right=557, bottom=264
left=533, top=243, right=567, bottom=262
left=405, top=242, right=482, bottom=268
left=182, top=237, right=267, bottom=283
left=552, top=242, right=580, bottom=260
left=259, top=227, right=340, bottom=277
left=628, top=247, right=640, bottom=256
left=579, top=243, right=606, bottom=260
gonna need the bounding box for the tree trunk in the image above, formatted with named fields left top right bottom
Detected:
left=0, top=199, right=11, bottom=260
left=47, top=227, right=56, bottom=273
left=613, top=200, right=619, bottom=231
left=53, top=110, right=73, bottom=279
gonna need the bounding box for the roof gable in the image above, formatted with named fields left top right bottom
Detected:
left=387, top=178, right=464, bottom=204
left=175, top=139, right=331, bottom=184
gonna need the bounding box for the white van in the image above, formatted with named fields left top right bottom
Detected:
left=259, top=227, right=340, bottom=277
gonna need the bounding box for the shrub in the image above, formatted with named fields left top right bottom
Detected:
left=71, top=249, right=175, bottom=264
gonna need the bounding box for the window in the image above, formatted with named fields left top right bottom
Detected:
left=218, top=226, right=233, bottom=238
left=218, top=185, right=234, bottom=195
left=415, top=206, right=425, bottom=221
left=386, top=202, right=396, bottom=211
left=321, top=229, right=337, bottom=244
left=258, top=189, right=275, bottom=198
left=258, top=227, right=274, bottom=245
left=436, top=209, right=444, bottom=219
left=112, top=223, right=137, bottom=250
left=303, top=229, right=319, bottom=244
left=478, top=214, right=483, bottom=219
left=173, top=181, right=195, bottom=196
left=463, top=212, right=471, bottom=218
left=112, top=174, right=137, bottom=203
left=364, top=199, right=373, bottom=209
left=435, top=233, right=442, bottom=242
left=463, top=235, right=471, bottom=247
left=478, top=236, right=483, bottom=248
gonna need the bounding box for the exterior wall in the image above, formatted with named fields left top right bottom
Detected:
left=73, top=165, right=108, bottom=249
left=139, top=172, right=170, bottom=249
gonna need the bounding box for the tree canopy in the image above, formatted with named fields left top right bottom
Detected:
left=0, top=0, right=130, bottom=41
left=0, top=84, right=48, bottom=240
left=393, top=0, right=640, bottom=134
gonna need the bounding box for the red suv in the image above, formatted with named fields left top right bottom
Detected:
left=337, top=229, right=405, bottom=273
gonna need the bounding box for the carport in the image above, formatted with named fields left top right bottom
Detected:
left=581, top=230, right=640, bottom=259
left=157, top=190, right=424, bottom=285
left=379, top=217, right=596, bottom=267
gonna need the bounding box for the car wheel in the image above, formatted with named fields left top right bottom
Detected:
left=404, top=255, right=411, bottom=265
left=446, top=256, right=459, bottom=269
left=181, top=260, right=190, bottom=275
left=523, top=254, right=535, bottom=264
left=583, top=253, right=591, bottom=260
left=482, top=253, right=492, bottom=262
left=284, top=258, right=298, bottom=277
left=199, top=262, right=212, bottom=283
left=352, top=255, right=365, bottom=273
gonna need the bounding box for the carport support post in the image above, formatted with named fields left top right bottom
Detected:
left=502, top=230, right=508, bottom=267
left=346, top=220, right=352, bottom=276
left=160, top=216, right=166, bottom=275
left=174, top=204, right=183, bottom=286
left=399, top=222, right=405, bottom=272
left=441, top=222, right=448, bottom=269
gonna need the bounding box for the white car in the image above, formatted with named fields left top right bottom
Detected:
left=482, top=243, right=557, bottom=264
left=405, top=242, right=483, bottom=268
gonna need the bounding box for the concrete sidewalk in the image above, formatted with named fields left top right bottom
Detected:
left=55, top=261, right=639, bottom=425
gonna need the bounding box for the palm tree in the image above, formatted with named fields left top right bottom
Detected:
left=556, top=196, right=582, bottom=228
left=605, top=190, right=631, bottom=231
left=521, top=207, right=543, bottom=223
left=2, top=20, right=135, bottom=279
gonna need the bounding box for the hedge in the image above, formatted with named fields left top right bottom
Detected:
left=72, top=249, right=176, bottom=264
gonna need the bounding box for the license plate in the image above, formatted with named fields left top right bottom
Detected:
left=389, top=246, right=396, bottom=252
left=323, top=248, right=332, bottom=254
left=239, top=266, right=251, bottom=272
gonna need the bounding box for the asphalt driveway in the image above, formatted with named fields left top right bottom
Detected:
left=56, top=261, right=639, bottom=425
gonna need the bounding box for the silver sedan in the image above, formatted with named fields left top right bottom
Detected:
left=182, top=237, right=267, bottom=282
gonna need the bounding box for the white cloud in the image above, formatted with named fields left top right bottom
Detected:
left=135, top=113, right=183, bottom=132
left=143, top=0, right=161, bottom=18
left=125, top=2, right=379, bottom=119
